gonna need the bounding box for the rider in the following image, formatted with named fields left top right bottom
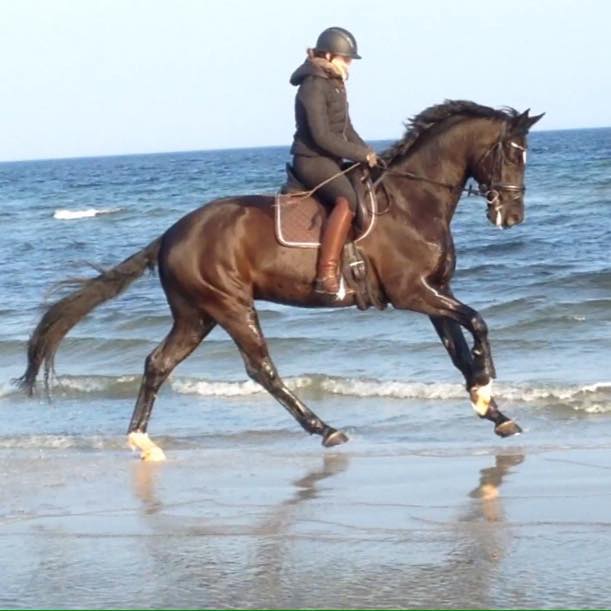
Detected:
left=290, top=27, right=379, bottom=295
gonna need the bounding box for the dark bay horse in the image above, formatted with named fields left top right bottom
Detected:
left=19, top=100, right=543, bottom=460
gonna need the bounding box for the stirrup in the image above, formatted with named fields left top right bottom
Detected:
left=314, top=273, right=354, bottom=298
left=314, top=274, right=339, bottom=295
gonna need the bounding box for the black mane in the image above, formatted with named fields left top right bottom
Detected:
left=382, top=100, right=519, bottom=163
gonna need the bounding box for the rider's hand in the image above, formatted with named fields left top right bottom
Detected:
left=366, top=151, right=379, bottom=168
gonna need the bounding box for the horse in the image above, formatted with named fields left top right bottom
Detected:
left=18, top=100, right=543, bottom=461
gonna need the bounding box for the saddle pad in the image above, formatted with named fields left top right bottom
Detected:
left=274, top=191, right=377, bottom=249
left=274, top=193, right=326, bottom=248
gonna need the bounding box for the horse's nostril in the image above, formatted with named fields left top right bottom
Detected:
left=506, top=213, right=523, bottom=227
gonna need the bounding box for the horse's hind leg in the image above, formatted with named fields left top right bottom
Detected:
left=212, top=301, right=347, bottom=447
left=128, top=312, right=216, bottom=461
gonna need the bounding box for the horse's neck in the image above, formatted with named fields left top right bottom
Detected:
left=388, top=118, right=497, bottom=222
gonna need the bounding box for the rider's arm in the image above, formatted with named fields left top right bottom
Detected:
left=345, top=114, right=367, bottom=148
left=297, top=77, right=370, bottom=162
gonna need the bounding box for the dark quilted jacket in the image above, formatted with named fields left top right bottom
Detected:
left=289, top=59, right=371, bottom=162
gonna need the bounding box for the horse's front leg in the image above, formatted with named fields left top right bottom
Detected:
left=423, top=290, right=521, bottom=437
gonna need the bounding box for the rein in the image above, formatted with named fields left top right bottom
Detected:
left=284, top=163, right=361, bottom=201
left=372, top=133, right=526, bottom=208
left=373, top=165, right=482, bottom=198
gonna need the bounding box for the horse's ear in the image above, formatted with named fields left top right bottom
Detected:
left=527, top=112, right=545, bottom=129
left=512, top=109, right=544, bottom=133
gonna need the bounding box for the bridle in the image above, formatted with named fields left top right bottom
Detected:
left=475, top=135, right=526, bottom=210
left=371, top=127, right=527, bottom=213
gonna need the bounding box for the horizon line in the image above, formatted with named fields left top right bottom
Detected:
left=1, top=125, right=609, bottom=165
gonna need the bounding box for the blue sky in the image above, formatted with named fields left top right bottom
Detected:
left=1, top=0, right=609, bottom=161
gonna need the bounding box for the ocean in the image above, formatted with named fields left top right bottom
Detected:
left=1, top=128, right=611, bottom=609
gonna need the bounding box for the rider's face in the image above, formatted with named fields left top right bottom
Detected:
left=329, top=55, right=352, bottom=79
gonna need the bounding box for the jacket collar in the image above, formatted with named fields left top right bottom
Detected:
left=290, top=57, right=344, bottom=86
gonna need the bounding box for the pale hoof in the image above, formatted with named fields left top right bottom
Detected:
left=322, top=429, right=349, bottom=448
left=128, top=432, right=167, bottom=462
left=474, top=483, right=500, bottom=501
left=494, top=420, right=522, bottom=438
left=141, top=445, right=167, bottom=462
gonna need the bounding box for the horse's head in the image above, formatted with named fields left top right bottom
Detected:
left=471, top=110, right=544, bottom=228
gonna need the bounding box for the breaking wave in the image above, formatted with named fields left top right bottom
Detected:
left=53, top=207, right=121, bottom=220
left=4, top=374, right=610, bottom=413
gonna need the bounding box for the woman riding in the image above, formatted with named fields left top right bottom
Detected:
left=289, top=26, right=379, bottom=295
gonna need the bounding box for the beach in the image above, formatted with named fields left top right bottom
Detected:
left=3, top=440, right=611, bottom=609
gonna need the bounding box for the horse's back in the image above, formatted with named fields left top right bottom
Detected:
left=159, top=194, right=278, bottom=284
left=162, top=194, right=274, bottom=250
left=158, top=194, right=327, bottom=306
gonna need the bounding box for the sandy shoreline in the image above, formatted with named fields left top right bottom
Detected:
left=2, top=442, right=611, bottom=609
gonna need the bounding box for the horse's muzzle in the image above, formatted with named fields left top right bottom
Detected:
left=486, top=203, right=524, bottom=229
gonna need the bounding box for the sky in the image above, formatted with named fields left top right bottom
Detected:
left=1, top=0, right=610, bottom=162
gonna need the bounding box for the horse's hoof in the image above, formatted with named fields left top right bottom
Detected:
left=128, top=432, right=167, bottom=461
left=141, top=445, right=167, bottom=462
left=495, top=420, right=522, bottom=438
left=322, top=429, right=349, bottom=447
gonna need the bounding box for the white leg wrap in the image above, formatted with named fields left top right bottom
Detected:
left=470, top=380, right=493, bottom=416
left=128, top=432, right=167, bottom=462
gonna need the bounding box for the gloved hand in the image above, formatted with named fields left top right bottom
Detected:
left=366, top=151, right=379, bottom=168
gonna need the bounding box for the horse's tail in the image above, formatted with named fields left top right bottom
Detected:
left=16, top=236, right=163, bottom=395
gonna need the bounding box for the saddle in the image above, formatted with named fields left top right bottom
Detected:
left=275, top=164, right=385, bottom=310
left=276, top=163, right=376, bottom=247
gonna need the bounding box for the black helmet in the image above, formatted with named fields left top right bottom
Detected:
left=315, top=27, right=361, bottom=59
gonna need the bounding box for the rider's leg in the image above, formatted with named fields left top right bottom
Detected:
left=315, top=196, right=354, bottom=294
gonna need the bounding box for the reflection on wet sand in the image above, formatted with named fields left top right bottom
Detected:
left=468, top=452, right=526, bottom=521
left=429, top=452, right=526, bottom=608
left=132, top=461, right=165, bottom=515
left=128, top=451, right=525, bottom=609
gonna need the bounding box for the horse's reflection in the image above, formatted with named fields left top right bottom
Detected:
left=130, top=451, right=351, bottom=519
left=129, top=451, right=351, bottom=607
left=131, top=461, right=164, bottom=515
left=467, top=452, right=525, bottom=522
left=129, top=450, right=524, bottom=608
left=426, top=451, right=526, bottom=608
left=287, top=452, right=351, bottom=505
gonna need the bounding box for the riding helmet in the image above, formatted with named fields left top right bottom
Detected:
left=315, top=27, right=361, bottom=59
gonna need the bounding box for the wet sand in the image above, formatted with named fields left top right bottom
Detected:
left=2, top=443, right=611, bottom=609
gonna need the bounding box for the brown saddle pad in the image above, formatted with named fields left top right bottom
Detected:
left=274, top=190, right=377, bottom=249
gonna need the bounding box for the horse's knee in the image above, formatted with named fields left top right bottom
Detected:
left=470, top=314, right=488, bottom=338
left=144, top=351, right=170, bottom=380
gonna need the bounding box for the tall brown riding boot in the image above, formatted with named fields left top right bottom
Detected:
left=315, top=196, right=355, bottom=294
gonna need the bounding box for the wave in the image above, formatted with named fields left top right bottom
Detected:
left=0, top=430, right=303, bottom=451
left=0, top=375, right=140, bottom=399
left=53, top=207, right=122, bottom=220
left=174, top=376, right=611, bottom=409
left=3, top=374, right=611, bottom=413
left=0, top=434, right=113, bottom=450
left=1, top=375, right=467, bottom=400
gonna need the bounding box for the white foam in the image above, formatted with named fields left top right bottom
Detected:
left=0, top=382, right=14, bottom=398
left=172, top=379, right=263, bottom=397
left=171, top=376, right=312, bottom=397
left=320, top=378, right=466, bottom=400
left=171, top=375, right=611, bottom=410
left=0, top=435, right=110, bottom=450
left=495, top=381, right=611, bottom=403
left=5, top=372, right=611, bottom=413
left=53, top=207, right=121, bottom=220
left=53, top=375, right=138, bottom=393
